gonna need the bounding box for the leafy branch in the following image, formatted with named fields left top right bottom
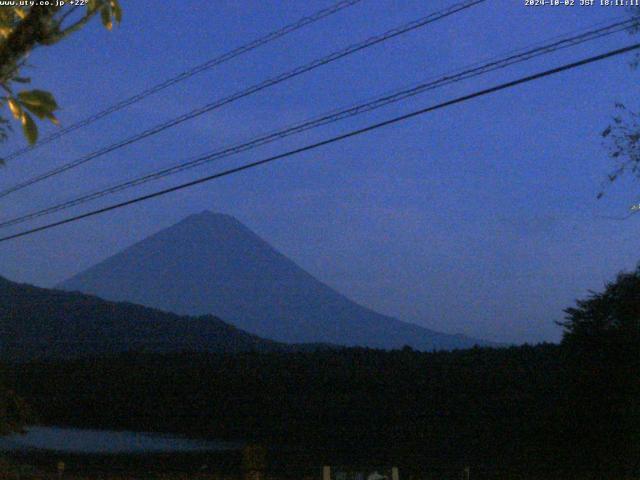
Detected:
left=0, top=0, right=122, bottom=154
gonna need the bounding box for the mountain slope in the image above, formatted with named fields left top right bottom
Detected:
left=59, top=211, right=488, bottom=350
left=0, top=276, right=289, bottom=361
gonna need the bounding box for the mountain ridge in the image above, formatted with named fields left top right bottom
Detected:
left=0, top=275, right=305, bottom=362
left=59, top=211, right=491, bottom=350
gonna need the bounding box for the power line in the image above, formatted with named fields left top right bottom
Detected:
left=1, top=0, right=363, bottom=162
left=1, top=42, right=638, bottom=244
left=0, top=0, right=485, bottom=200
left=0, top=17, right=633, bottom=230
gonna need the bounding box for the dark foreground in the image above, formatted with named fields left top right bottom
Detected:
left=0, top=450, right=596, bottom=480
left=7, top=341, right=637, bottom=479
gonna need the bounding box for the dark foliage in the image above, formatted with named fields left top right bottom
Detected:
left=3, top=268, right=639, bottom=477
left=557, top=266, right=640, bottom=478
left=10, top=345, right=564, bottom=476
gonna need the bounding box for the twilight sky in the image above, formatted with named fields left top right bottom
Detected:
left=1, top=0, right=639, bottom=344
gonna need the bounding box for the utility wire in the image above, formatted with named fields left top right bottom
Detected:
left=1, top=0, right=363, bottom=162
left=1, top=42, right=638, bottom=244
left=0, top=0, right=485, bottom=200
left=0, top=17, right=634, bottom=230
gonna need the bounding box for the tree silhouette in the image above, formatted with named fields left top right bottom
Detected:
left=558, top=266, right=640, bottom=478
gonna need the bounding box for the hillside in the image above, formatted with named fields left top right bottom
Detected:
left=0, top=276, right=289, bottom=361
left=59, top=211, right=489, bottom=350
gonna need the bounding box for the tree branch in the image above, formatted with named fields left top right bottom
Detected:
left=46, top=8, right=99, bottom=45
left=0, top=5, right=61, bottom=83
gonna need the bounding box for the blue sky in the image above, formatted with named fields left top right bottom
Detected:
left=1, top=0, right=639, bottom=344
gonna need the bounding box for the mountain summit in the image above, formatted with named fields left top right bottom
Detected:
left=59, top=211, right=487, bottom=350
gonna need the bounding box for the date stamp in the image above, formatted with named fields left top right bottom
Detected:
left=525, top=0, right=640, bottom=6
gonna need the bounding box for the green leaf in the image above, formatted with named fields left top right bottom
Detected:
left=111, top=0, right=122, bottom=23
left=7, top=98, right=22, bottom=120
left=17, top=90, right=57, bottom=111
left=48, top=112, right=59, bottom=126
left=100, top=6, right=112, bottom=30
left=23, top=104, right=58, bottom=122
left=12, top=77, right=30, bottom=84
left=19, top=100, right=57, bottom=122
left=21, top=112, right=37, bottom=145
